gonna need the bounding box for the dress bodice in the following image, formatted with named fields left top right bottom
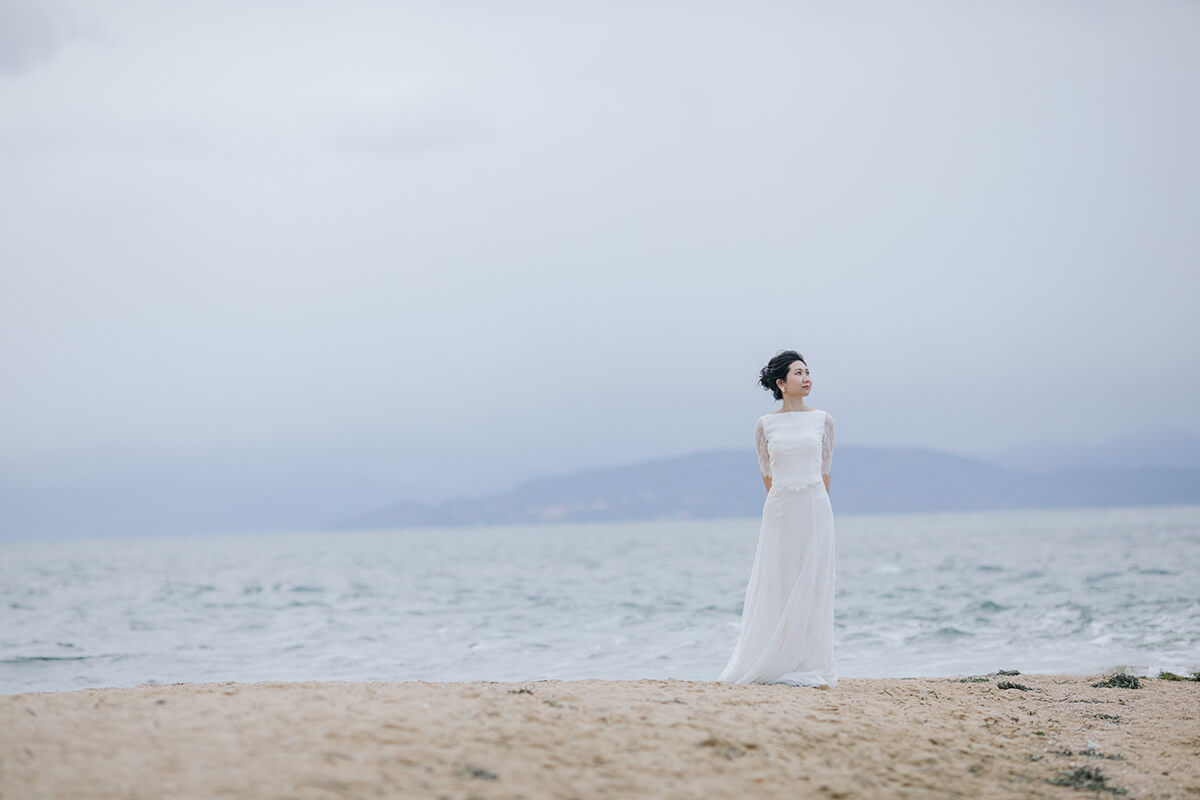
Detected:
left=755, top=410, right=835, bottom=488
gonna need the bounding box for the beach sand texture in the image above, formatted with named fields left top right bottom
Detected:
left=3, top=673, right=1197, bottom=799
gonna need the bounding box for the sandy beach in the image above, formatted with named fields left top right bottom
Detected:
left=2, top=672, right=1197, bottom=799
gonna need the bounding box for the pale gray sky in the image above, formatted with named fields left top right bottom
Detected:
left=2, top=0, right=1198, bottom=498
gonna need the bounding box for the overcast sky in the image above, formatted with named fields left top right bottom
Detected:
left=2, top=0, right=1198, bottom=497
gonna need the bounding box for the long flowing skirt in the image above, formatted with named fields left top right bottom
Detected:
left=717, top=480, right=837, bottom=686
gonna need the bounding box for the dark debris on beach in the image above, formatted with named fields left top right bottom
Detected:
left=1048, top=765, right=1128, bottom=795
left=1051, top=747, right=1125, bottom=762
left=955, top=669, right=1022, bottom=684
left=455, top=762, right=499, bottom=781
left=1091, top=673, right=1141, bottom=689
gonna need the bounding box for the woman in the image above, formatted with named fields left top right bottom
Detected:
left=717, top=350, right=837, bottom=688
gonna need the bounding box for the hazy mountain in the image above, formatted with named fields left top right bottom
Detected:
left=339, top=444, right=1200, bottom=530
left=3, top=427, right=1198, bottom=541
left=965, top=425, right=1200, bottom=473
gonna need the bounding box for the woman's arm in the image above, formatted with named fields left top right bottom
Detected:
left=821, top=412, right=834, bottom=496
left=755, top=417, right=772, bottom=494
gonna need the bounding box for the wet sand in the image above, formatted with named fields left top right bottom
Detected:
left=3, top=672, right=1197, bottom=799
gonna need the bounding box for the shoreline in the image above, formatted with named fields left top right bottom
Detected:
left=4, top=672, right=1197, bottom=798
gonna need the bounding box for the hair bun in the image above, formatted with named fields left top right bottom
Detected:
left=758, top=350, right=806, bottom=402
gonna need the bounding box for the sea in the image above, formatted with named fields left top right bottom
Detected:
left=2, top=504, right=1198, bottom=695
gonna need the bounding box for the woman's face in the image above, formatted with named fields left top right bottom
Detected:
left=778, top=360, right=811, bottom=398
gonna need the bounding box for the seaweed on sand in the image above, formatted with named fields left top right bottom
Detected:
left=1091, top=673, right=1141, bottom=689
left=1047, top=765, right=1127, bottom=795
left=455, top=763, right=499, bottom=780
left=698, top=735, right=751, bottom=760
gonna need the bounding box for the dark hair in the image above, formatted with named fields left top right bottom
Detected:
left=758, top=350, right=806, bottom=401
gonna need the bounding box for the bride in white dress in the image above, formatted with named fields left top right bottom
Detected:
left=718, top=350, right=837, bottom=688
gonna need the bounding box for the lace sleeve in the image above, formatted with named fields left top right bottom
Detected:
left=754, top=417, right=771, bottom=479
left=821, top=411, right=835, bottom=476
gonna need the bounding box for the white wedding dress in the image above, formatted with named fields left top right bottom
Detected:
left=717, top=409, right=837, bottom=687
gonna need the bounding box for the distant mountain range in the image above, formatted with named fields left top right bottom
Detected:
left=2, top=426, right=1198, bottom=540
left=338, top=443, right=1200, bottom=530
left=968, top=426, right=1200, bottom=473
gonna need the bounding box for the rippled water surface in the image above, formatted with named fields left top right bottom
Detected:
left=3, top=505, right=1198, bottom=694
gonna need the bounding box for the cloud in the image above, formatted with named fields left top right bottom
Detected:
left=308, top=79, right=486, bottom=155
left=0, top=0, right=65, bottom=76
left=0, top=0, right=1197, bottom=479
